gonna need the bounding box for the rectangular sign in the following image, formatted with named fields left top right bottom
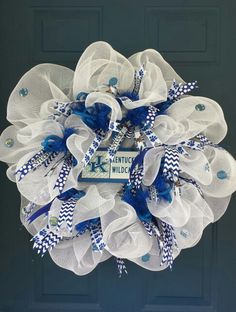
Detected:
left=80, top=149, right=138, bottom=183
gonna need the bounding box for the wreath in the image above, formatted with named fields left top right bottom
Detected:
left=0, top=41, right=235, bottom=276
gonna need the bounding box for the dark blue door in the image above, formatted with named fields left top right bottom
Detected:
left=1, top=0, right=236, bottom=311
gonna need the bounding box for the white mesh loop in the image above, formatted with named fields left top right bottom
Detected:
left=7, top=64, right=74, bottom=127
left=128, top=49, right=184, bottom=88
left=102, top=199, right=153, bottom=258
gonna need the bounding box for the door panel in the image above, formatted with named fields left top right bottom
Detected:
left=0, top=0, right=236, bottom=311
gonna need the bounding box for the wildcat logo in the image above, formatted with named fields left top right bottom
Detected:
left=89, top=155, right=107, bottom=173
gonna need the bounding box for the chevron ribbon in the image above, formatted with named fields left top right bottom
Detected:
left=89, top=223, right=106, bottom=252
left=31, top=226, right=62, bottom=256
left=142, top=221, right=153, bottom=236
left=195, top=133, right=216, bottom=147
left=127, top=165, right=144, bottom=194
left=163, top=138, right=204, bottom=182
left=163, top=147, right=180, bottom=182
left=16, top=150, right=51, bottom=181
left=106, top=124, right=131, bottom=162
left=54, top=156, right=73, bottom=193
left=116, top=257, right=128, bottom=277
left=82, top=130, right=106, bottom=166
left=168, top=79, right=198, bottom=101
left=142, top=220, right=163, bottom=251
left=43, top=151, right=59, bottom=167
left=196, top=134, right=211, bottom=145
left=56, top=197, right=77, bottom=233
left=142, top=220, right=161, bottom=238
left=160, top=221, right=177, bottom=269
left=126, top=126, right=134, bottom=140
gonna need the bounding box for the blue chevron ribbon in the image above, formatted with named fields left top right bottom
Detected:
left=107, top=123, right=130, bottom=162
left=163, top=146, right=180, bottom=182
left=160, top=221, right=177, bottom=269
left=56, top=197, right=77, bottom=233
left=56, top=190, right=86, bottom=233
left=163, top=139, right=204, bottom=182
left=31, top=226, right=62, bottom=257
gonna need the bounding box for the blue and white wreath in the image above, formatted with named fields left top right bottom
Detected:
left=1, top=41, right=236, bottom=276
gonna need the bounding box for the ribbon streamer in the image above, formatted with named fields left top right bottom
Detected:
left=116, top=258, right=128, bottom=277
left=31, top=226, right=62, bottom=257
left=16, top=150, right=51, bottom=181
left=160, top=221, right=177, bottom=269
left=82, top=130, right=106, bottom=166
left=54, top=155, right=73, bottom=194
left=163, top=147, right=180, bottom=182
left=107, top=124, right=130, bottom=162
left=132, top=66, right=145, bottom=96
left=89, top=223, right=106, bottom=252
left=163, top=139, right=204, bottom=182
left=168, top=80, right=198, bottom=102
left=56, top=197, right=78, bottom=233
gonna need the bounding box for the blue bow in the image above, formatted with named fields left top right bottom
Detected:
left=42, top=128, right=75, bottom=153
left=71, top=102, right=111, bottom=132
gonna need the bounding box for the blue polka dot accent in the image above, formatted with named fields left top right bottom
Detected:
left=141, top=253, right=150, bottom=262
left=195, top=104, right=205, bottom=111
left=19, top=88, right=28, bottom=97
left=180, top=229, right=189, bottom=238
left=5, top=138, right=14, bottom=148
left=109, top=77, right=118, bottom=86
left=217, top=170, right=228, bottom=180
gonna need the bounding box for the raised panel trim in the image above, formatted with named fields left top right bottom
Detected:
left=145, top=6, right=220, bottom=63
left=31, top=7, right=103, bottom=62
left=142, top=225, right=218, bottom=312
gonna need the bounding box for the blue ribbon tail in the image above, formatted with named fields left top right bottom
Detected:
left=27, top=202, right=52, bottom=224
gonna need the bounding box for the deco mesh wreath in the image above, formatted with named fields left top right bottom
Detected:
left=1, top=41, right=236, bottom=276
